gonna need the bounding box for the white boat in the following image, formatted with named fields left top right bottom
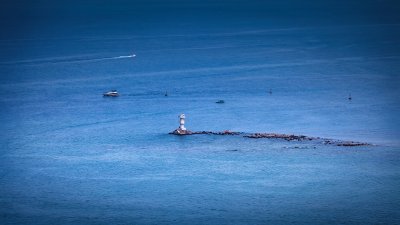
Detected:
left=103, top=90, right=119, bottom=97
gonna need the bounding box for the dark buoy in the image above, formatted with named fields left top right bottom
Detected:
left=165, top=91, right=168, bottom=97
left=216, top=100, right=225, bottom=104
left=348, top=93, right=352, bottom=101
left=269, top=89, right=272, bottom=95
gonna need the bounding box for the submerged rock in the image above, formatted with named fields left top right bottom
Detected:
left=337, top=142, right=370, bottom=146
left=324, top=140, right=370, bottom=146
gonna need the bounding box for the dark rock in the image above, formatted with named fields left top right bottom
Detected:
left=243, top=133, right=317, bottom=141
left=323, top=139, right=371, bottom=147
left=169, top=129, right=193, bottom=135
left=336, top=142, right=370, bottom=147
left=214, top=130, right=242, bottom=135
left=171, top=130, right=242, bottom=136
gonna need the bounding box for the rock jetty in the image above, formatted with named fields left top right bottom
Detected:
left=169, top=114, right=371, bottom=147
left=169, top=130, right=371, bottom=147
left=169, top=129, right=242, bottom=136
left=243, top=133, right=316, bottom=141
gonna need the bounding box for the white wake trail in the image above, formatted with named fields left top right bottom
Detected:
left=114, top=54, right=136, bottom=59
left=0, top=54, right=136, bottom=66
left=80, top=54, right=136, bottom=62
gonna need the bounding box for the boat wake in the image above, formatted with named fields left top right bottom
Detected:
left=0, top=54, right=136, bottom=66
left=114, top=54, right=136, bottom=59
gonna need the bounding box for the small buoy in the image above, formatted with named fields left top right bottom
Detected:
left=165, top=91, right=168, bottom=97
left=269, top=89, right=272, bottom=94
left=348, top=93, right=352, bottom=100
left=216, top=100, right=225, bottom=104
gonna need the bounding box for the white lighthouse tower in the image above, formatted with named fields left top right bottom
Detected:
left=179, top=114, right=186, bottom=131
left=170, top=113, right=192, bottom=135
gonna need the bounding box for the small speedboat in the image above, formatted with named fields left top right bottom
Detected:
left=103, top=90, right=119, bottom=97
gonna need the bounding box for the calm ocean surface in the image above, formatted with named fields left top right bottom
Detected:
left=0, top=1, right=399, bottom=224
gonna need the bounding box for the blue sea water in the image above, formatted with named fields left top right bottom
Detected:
left=0, top=1, right=400, bottom=224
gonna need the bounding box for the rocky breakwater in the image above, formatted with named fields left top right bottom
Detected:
left=169, top=130, right=371, bottom=147
left=243, top=132, right=370, bottom=146
left=170, top=129, right=242, bottom=136
left=243, top=133, right=316, bottom=141
left=193, top=130, right=242, bottom=135
left=168, top=114, right=371, bottom=147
